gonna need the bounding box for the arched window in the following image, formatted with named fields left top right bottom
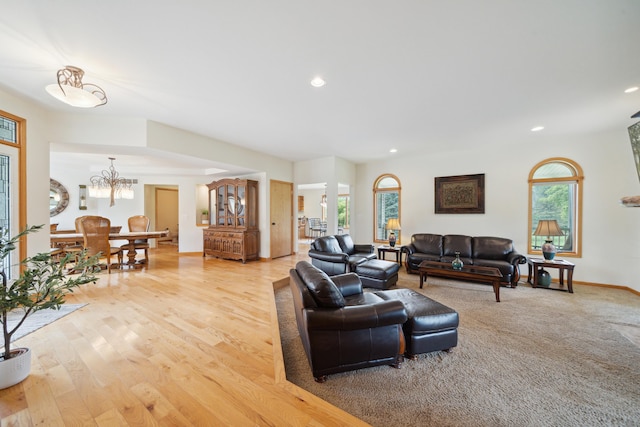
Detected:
left=528, top=158, right=583, bottom=257
left=373, top=174, right=401, bottom=244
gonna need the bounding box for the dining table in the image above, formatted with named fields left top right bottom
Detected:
left=50, top=230, right=169, bottom=268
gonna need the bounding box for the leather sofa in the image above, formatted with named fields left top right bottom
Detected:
left=308, top=234, right=376, bottom=275
left=404, top=234, right=527, bottom=286
left=290, top=261, right=407, bottom=382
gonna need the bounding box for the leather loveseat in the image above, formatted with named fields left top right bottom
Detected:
left=290, top=261, right=407, bottom=382
left=404, top=234, right=527, bottom=286
left=308, top=234, right=377, bottom=275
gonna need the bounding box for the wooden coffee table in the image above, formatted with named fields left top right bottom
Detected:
left=418, top=261, right=504, bottom=302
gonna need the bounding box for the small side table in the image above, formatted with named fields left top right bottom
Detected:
left=378, top=245, right=404, bottom=264
left=527, top=257, right=575, bottom=293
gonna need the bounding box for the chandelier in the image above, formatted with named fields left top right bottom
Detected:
left=89, top=158, right=134, bottom=207
left=45, top=66, right=107, bottom=108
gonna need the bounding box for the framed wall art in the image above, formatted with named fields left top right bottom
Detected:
left=435, top=173, right=485, bottom=214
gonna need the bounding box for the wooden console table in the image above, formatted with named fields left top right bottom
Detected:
left=527, top=257, right=575, bottom=293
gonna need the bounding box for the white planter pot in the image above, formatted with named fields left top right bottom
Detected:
left=0, top=347, right=31, bottom=389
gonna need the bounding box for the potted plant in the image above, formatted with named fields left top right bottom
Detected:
left=1, top=224, right=100, bottom=389
left=201, top=209, right=209, bottom=224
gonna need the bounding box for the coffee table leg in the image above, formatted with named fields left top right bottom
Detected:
left=420, top=273, right=425, bottom=289
left=567, top=268, right=574, bottom=293
left=493, top=281, right=500, bottom=302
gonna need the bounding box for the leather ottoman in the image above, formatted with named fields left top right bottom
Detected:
left=354, top=259, right=400, bottom=289
left=375, top=288, right=459, bottom=359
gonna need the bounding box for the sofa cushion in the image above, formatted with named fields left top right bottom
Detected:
left=443, top=234, right=472, bottom=258
left=314, top=235, right=343, bottom=254
left=411, top=234, right=443, bottom=256
left=296, top=261, right=346, bottom=308
left=473, top=237, right=513, bottom=260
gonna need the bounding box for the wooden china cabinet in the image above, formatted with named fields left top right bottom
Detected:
left=203, top=178, right=259, bottom=263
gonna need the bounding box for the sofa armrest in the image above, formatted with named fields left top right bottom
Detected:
left=507, top=251, right=527, bottom=265
left=331, top=273, right=363, bottom=297
left=353, top=243, right=374, bottom=254
left=306, top=300, right=408, bottom=331
left=308, top=250, right=349, bottom=263
left=403, top=244, right=416, bottom=255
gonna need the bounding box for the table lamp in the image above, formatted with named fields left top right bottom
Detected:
left=533, top=219, right=564, bottom=260
left=386, top=218, right=401, bottom=247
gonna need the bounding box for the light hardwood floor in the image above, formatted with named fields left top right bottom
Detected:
left=0, top=244, right=369, bottom=426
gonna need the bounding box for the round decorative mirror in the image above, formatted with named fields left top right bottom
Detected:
left=50, top=178, right=70, bottom=217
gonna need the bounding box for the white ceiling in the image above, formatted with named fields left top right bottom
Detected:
left=2, top=1, right=640, bottom=174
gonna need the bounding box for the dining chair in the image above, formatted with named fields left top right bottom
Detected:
left=80, top=216, right=123, bottom=273
left=57, top=215, right=89, bottom=270
left=122, top=215, right=150, bottom=264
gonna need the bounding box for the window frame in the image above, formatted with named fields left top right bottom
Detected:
left=373, top=174, right=401, bottom=244
left=527, top=157, right=583, bottom=258
left=0, top=109, right=27, bottom=270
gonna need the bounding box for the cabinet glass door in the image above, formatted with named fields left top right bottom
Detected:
left=216, top=185, right=225, bottom=226
left=237, top=185, right=246, bottom=226
left=226, top=184, right=235, bottom=226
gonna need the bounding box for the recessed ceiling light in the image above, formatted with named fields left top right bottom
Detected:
left=310, top=77, right=325, bottom=87
left=531, top=126, right=545, bottom=132
left=624, top=86, right=639, bottom=93
left=390, top=148, right=398, bottom=153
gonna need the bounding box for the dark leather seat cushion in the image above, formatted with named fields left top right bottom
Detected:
left=355, top=259, right=400, bottom=280
left=296, top=261, right=346, bottom=308
left=376, top=288, right=459, bottom=334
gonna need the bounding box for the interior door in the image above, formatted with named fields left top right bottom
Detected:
left=155, top=187, right=179, bottom=242
left=270, top=180, right=293, bottom=259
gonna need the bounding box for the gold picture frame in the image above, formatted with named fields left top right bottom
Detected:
left=435, top=174, right=485, bottom=214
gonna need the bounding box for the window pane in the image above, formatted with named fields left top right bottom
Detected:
left=0, top=117, right=17, bottom=143
left=337, top=195, right=349, bottom=228
left=377, top=177, right=399, bottom=189
left=530, top=182, right=575, bottom=252
left=532, top=162, right=573, bottom=179
left=376, top=191, right=398, bottom=240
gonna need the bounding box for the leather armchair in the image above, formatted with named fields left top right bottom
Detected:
left=308, top=234, right=376, bottom=275
left=289, top=261, right=408, bottom=382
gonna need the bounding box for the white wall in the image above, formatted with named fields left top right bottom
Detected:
left=355, top=128, right=640, bottom=291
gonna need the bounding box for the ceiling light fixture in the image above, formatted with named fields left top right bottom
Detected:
left=624, top=86, right=638, bottom=93
left=390, top=148, right=398, bottom=153
left=531, top=126, right=545, bottom=132
left=310, top=77, right=326, bottom=87
left=89, top=157, right=134, bottom=207
left=45, top=66, right=107, bottom=108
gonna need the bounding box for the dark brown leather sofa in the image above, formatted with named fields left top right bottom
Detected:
left=308, top=234, right=377, bottom=275
left=289, top=261, right=407, bottom=382
left=404, top=233, right=527, bottom=286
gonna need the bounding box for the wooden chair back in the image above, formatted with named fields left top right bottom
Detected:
left=80, top=216, right=112, bottom=257
left=75, top=215, right=89, bottom=233
left=128, top=215, right=150, bottom=232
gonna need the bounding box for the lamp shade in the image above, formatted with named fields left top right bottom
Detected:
left=386, top=218, right=401, bottom=231
left=533, top=219, right=563, bottom=260
left=533, top=220, right=564, bottom=237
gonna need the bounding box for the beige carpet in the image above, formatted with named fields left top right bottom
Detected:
left=275, top=276, right=640, bottom=427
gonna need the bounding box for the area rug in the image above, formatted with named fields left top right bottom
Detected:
left=275, top=276, right=640, bottom=427
left=4, top=303, right=87, bottom=345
